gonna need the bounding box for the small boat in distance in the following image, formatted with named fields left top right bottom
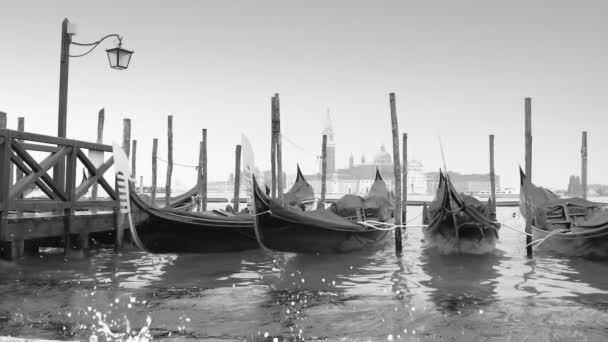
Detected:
left=519, top=169, right=608, bottom=259
left=252, top=172, right=393, bottom=254
left=423, top=171, right=500, bottom=254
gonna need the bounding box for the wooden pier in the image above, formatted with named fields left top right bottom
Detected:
left=0, top=128, right=124, bottom=260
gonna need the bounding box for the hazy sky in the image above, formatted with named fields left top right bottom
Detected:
left=1, top=0, right=607, bottom=191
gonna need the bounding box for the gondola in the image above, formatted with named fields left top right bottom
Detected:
left=422, top=171, right=500, bottom=254
left=252, top=172, right=393, bottom=254
left=519, top=169, right=608, bottom=259
left=283, top=164, right=315, bottom=210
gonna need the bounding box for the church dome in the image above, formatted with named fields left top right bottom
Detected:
left=373, top=144, right=392, bottom=165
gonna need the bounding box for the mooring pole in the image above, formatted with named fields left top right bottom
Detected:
left=321, top=134, right=328, bottom=205
left=402, top=133, right=408, bottom=230
left=389, top=93, right=403, bottom=253
left=122, top=119, right=131, bottom=157
left=151, top=138, right=158, bottom=206
left=54, top=18, right=71, bottom=193
left=234, top=144, right=242, bottom=212
left=92, top=109, right=104, bottom=202
left=15, top=117, right=25, bottom=217
left=270, top=95, right=278, bottom=199
left=202, top=129, right=208, bottom=211
left=489, top=134, right=496, bottom=217
left=275, top=94, right=283, bottom=200
left=198, top=141, right=204, bottom=212
left=0, top=112, right=6, bottom=129
left=131, top=139, right=137, bottom=179
left=165, top=115, right=173, bottom=207
left=524, top=98, right=533, bottom=258
left=581, top=131, right=588, bottom=200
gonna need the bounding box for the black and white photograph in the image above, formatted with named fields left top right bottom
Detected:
left=1, top=1, right=608, bottom=341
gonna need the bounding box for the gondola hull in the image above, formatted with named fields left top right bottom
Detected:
left=253, top=177, right=391, bottom=254
left=531, top=226, right=608, bottom=259
left=423, top=172, right=500, bottom=255
left=129, top=190, right=258, bottom=253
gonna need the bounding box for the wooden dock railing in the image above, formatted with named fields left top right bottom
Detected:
left=0, top=129, right=121, bottom=260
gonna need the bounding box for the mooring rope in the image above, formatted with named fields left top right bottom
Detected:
left=499, top=221, right=533, bottom=237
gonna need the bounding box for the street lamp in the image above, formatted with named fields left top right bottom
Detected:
left=54, top=18, right=134, bottom=190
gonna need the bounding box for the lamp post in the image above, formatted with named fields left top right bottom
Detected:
left=54, top=18, right=134, bottom=190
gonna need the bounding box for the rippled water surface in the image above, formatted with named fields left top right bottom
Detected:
left=1, top=207, right=608, bottom=341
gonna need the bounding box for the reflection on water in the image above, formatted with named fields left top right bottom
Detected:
left=0, top=207, right=607, bottom=341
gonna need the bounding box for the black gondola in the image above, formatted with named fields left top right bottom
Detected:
left=519, top=169, right=608, bottom=259
left=128, top=186, right=258, bottom=253
left=422, top=171, right=500, bottom=254
left=252, top=174, right=393, bottom=254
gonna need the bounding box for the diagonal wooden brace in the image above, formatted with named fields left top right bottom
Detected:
left=76, top=148, right=117, bottom=200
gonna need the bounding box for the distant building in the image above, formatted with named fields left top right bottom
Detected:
left=425, top=171, right=501, bottom=195
left=567, top=175, right=583, bottom=197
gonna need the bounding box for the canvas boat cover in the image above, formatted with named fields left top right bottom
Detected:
left=283, top=164, right=315, bottom=205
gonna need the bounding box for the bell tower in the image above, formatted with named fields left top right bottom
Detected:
left=321, top=108, right=336, bottom=175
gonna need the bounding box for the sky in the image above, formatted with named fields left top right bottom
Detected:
left=1, top=0, right=607, bottom=191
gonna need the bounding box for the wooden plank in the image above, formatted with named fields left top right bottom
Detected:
left=5, top=212, right=117, bottom=241
left=20, top=142, right=60, bottom=153
left=524, top=97, right=533, bottom=258
left=7, top=130, right=112, bottom=152
left=74, top=151, right=115, bottom=199
left=9, top=142, right=69, bottom=201
left=75, top=148, right=117, bottom=200
left=233, top=145, right=242, bottom=212
left=165, top=115, right=173, bottom=207
left=151, top=138, right=158, bottom=205
left=15, top=118, right=25, bottom=200
left=201, top=129, right=207, bottom=211
left=389, top=93, right=403, bottom=253
left=8, top=200, right=118, bottom=211
left=321, top=134, right=327, bottom=204
left=581, top=131, right=587, bottom=200
left=10, top=153, right=58, bottom=200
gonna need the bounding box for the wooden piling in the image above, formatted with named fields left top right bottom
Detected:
left=198, top=141, right=204, bottom=211
left=234, top=145, right=242, bottom=212
left=151, top=138, right=158, bottom=205
left=0, top=111, right=6, bottom=129
left=122, top=119, right=131, bottom=157
left=64, top=145, right=77, bottom=255
left=274, top=94, right=283, bottom=200
left=489, top=134, right=496, bottom=216
left=524, top=98, right=533, bottom=258
left=581, top=131, right=587, bottom=200
left=389, top=93, right=403, bottom=253
left=165, top=115, right=173, bottom=207
left=402, top=133, right=408, bottom=229
left=201, top=129, right=208, bottom=211
left=131, top=139, right=137, bottom=179
left=270, top=96, right=277, bottom=199
left=92, top=109, right=104, bottom=202
left=0, top=117, right=10, bottom=258
left=321, top=134, right=327, bottom=205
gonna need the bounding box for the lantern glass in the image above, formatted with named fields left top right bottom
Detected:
left=106, top=47, right=133, bottom=70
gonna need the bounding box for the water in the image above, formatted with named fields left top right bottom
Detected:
left=1, top=207, right=608, bottom=341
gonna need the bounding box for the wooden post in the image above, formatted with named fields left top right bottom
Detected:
left=0, top=125, right=10, bottom=257
left=581, top=131, right=588, bottom=200
left=321, top=134, right=327, bottom=204
left=234, top=145, right=242, bottom=212
left=274, top=94, right=283, bottom=200
left=402, top=133, right=408, bottom=229
left=131, top=139, right=137, bottom=179
left=524, top=97, right=533, bottom=258
left=151, top=138, right=158, bottom=206
left=165, top=115, right=173, bottom=207
left=54, top=18, right=71, bottom=194
left=201, top=129, right=208, bottom=211
left=197, top=141, right=204, bottom=211
left=389, top=93, right=403, bottom=253
left=270, top=96, right=277, bottom=199
left=92, top=108, right=104, bottom=202
left=64, top=146, right=77, bottom=255
left=489, top=134, right=496, bottom=217
left=122, top=119, right=131, bottom=157
left=16, top=117, right=24, bottom=217
left=114, top=179, right=123, bottom=252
